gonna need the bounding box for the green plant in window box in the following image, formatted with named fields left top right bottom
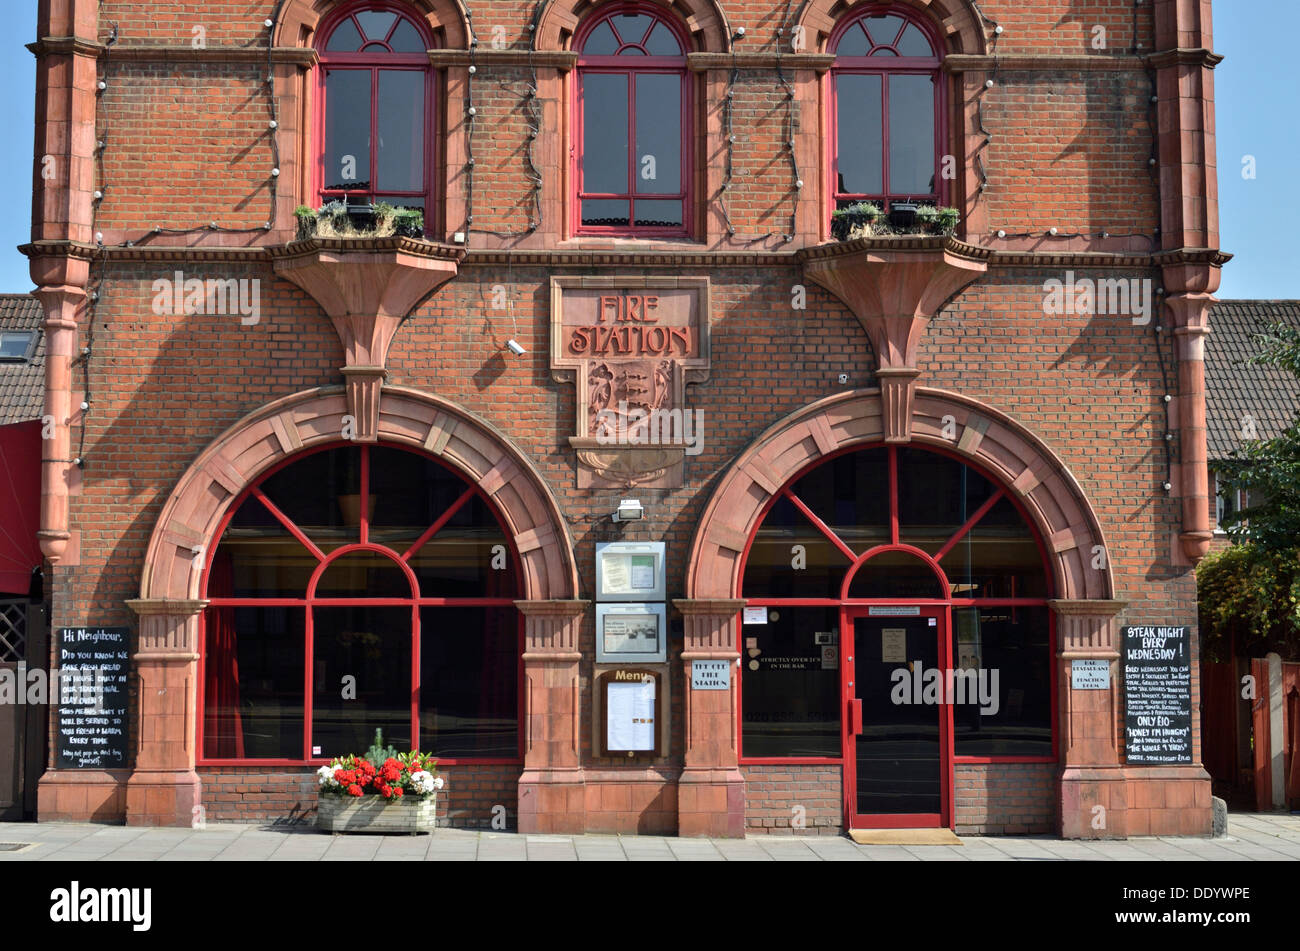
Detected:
left=295, top=202, right=425, bottom=240
left=832, top=202, right=959, bottom=240
left=831, top=201, right=883, bottom=241
left=316, top=730, right=444, bottom=834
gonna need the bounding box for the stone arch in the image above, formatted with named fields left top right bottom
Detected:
left=534, top=0, right=733, bottom=53
left=275, top=0, right=472, bottom=49
left=686, top=387, right=1114, bottom=601
left=140, top=385, right=579, bottom=603
left=796, top=0, right=990, bottom=55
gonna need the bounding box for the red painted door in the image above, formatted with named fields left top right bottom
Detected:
left=843, top=606, right=952, bottom=829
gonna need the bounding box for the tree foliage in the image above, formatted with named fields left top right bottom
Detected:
left=1197, top=543, right=1300, bottom=661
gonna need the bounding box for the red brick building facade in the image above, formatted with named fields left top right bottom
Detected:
left=23, top=0, right=1226, bottom=837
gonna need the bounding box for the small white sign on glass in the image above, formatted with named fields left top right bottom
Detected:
left=606, top=678, right=656, bottom=752
left=595, top=542, right=666, bottom=602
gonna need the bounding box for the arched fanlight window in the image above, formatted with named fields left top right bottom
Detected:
left=199, top=444, right=521, bottom=764
left=829, top=7, right=944, bottom=219
left=315, top=3, right=434, bottom=220
left=575, top=4, right=691, bottom=235
left=738, top=445, right=1054, bottom=762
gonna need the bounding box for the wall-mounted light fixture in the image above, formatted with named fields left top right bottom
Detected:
left=611, top=499, right=644, bottom=523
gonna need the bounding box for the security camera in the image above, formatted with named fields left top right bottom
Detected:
left=506, top=339, right=527, bottom=356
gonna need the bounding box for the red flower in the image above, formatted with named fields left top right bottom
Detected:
left=393, top=787, right=404, bottom=797
left=347, top=784, right=362, bottom=797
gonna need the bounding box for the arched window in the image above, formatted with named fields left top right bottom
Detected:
left=575, top=4, right=690, bottom=236
left=315, top=3, right=434, bottom=220
left=199, top=443, right=521, bottom=764
left=829, top=8, right=943, bottom=220
left=739, top=445, right=1053, bottom=777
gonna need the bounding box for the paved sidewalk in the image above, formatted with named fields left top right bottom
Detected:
left=0, top=812, right=1296, bottom=862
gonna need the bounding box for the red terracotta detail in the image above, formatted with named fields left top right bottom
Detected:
left=535, top=0, right=732, bottom=53
left=795, top=0, right=989, bottom=55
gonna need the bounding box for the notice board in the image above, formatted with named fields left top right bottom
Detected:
left=1122, top=625, right=1192, bottom=764
left=55, top=626, right=130, bottom=769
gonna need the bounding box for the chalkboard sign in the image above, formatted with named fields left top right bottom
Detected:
left=55, top=627, right=130, bottom=770
left=1122, top=625, right=1192, bottom=764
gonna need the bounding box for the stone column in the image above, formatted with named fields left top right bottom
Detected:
left=675, top=598, right=746, bottom=837
left=1050, top=599, right=1128, bottom=839
left=123, top=598, right=207, bottom=827
left=516, top=599, right=588, bottom=834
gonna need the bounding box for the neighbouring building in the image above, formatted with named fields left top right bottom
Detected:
left=19, top=0, right=1228, bottom=837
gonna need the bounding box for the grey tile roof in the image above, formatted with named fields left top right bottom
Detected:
left=1206, top=300, right=1300, bottom=462
left=0, top=294, right=44, bottom=426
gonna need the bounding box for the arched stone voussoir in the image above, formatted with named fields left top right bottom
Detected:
left=140, top=386, right=579, bottom=603
left=275, top=0, right=472, bottom=49
left=796, top=0, right=989, bottom=55
left=535, top=0, right=733, bottom=53
left=686, top=387, right=1113, bottom=602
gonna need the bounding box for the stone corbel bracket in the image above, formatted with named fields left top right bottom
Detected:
left=270, top=237, right=464, bottom=441
left=799, top=236, right=990, bottom=442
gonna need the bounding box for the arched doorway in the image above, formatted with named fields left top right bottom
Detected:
left=738, top=443, right=1054, bottom=830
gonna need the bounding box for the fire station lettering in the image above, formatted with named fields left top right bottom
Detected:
left=563, top=291, right=698, bottom=358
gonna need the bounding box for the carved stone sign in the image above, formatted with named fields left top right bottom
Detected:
left=550, top=277, right=711, bottom=488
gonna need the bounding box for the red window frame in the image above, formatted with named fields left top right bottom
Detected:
left=826, top=5, right=946, bottom=222
left=196, top=442, right=525, bottom=767
left=313, top=2, right=436, bottom=221
left=735, top=443, right=1058, bottom=768
left=572, top=2, right=693, bottom=238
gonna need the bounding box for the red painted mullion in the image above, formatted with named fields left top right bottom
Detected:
left=783, top=488, right=859, bottom=562
left=411, top=601, right=421, bottom=753
left=934, top=488, right=1005, bottom=562
left=304, top=600, right=315, bottom=760
left=368, top=65, right=379, bottom=202
left=252, top=488, right=327, bottom=563
left=888, top=445, right=899, bottom=546
left=400, top=484, right=475, bottom=561
left=626, top=68, right=637, bottom=223
left=359, top=444, right=369, bottom=545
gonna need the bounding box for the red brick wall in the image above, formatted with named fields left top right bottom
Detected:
left=741, top=765, right=843, bottom=835
left=954, top=763, right=1057, bottom=834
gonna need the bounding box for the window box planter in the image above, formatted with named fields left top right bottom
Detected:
left=317, top=790, right=438, bottom=835
left=314, top=739, right=444, bottom=835
left=294, top=202, right=425, bottom=241
left=831, top=202, right=960, bottom=241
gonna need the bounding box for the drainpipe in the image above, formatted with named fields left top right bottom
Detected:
left=25, top=2, right=100, bottom=564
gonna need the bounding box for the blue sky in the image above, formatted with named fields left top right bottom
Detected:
left=0, top=0, right=1292, bottom=298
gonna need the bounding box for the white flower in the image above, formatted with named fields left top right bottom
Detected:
left=409, top=770, right=437, bottom=795
left=316, top=765, right=336, bottom=787
left=433, top=775, right=445, bottom=790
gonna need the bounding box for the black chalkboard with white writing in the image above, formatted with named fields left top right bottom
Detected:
left=55, top=627, right=130, bottom=769
left=1122, top=625, right=1192, bottom=764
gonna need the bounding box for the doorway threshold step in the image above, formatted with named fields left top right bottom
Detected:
left=848, top=828, right=962, bottom=846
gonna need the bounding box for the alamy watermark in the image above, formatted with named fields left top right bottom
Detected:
left=1042, top=271, right=1153, bottom=325
left=890, top=662, right=1000, bottom=716
left=594, top=402, right=705, bottom=457
left=152, top=270, right=261, bottom=325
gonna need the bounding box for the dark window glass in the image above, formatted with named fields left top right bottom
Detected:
left=951, top=606, right=1053, bottom=756
left=741, top=606, right=841, bottom=757
left=865, top=14, right=905, bottom=46
left=790, top=447, right=890, bottom=555
left=888, top=75, right=936, bottom=193
left=356, top=10, right=397, bottom=41
left=213, top=507, right=317, bottom=599
left=897, top=447, right=997, bottom=555
left=387, top=19, right=425, bottom=53
left=742, top=495, right=853, bottom=598
left=0, top=332, right=34, bottom=360
left=326, top=17, right=363, bottom=52
left=897, top=23, right=933, bottom=56
left=257, top=447, right=360, bottom=553
left=644, top=23, right=681, bottom=55
left=616, top=13, right=654, bottom=45
left=835, top=74, right=883, bottom=196
left=419, top=607, right=519, bottom=757
left=367, top=447, right=469, bottom=554
left=846, top=549, right=944, bottom=599
left=633, top=199, right=684, bottom=227
left=377, top=70, right=424, bottom=191
left=315, top=552, right=412, bottom=599
left=582, top=73, right=629, bottom=194
left=203, top=606, right=305, bottom=759
left=636, top=73, right=681, bottom=194
left=836, top=23, right=870, bottom=56
left=584, top=20, right=619, bottom=55
left=582, top=199, right=630, bottom=227
left=323, top=69, right=373, bottom=190
left=409, top=495, right=517, bottom=598
left=939, top=496, right=1048, bottom=598
left=312, top=604, right=412, bottom=757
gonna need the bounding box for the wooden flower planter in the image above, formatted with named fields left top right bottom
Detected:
left=317, top=793, right=438, bottom=835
